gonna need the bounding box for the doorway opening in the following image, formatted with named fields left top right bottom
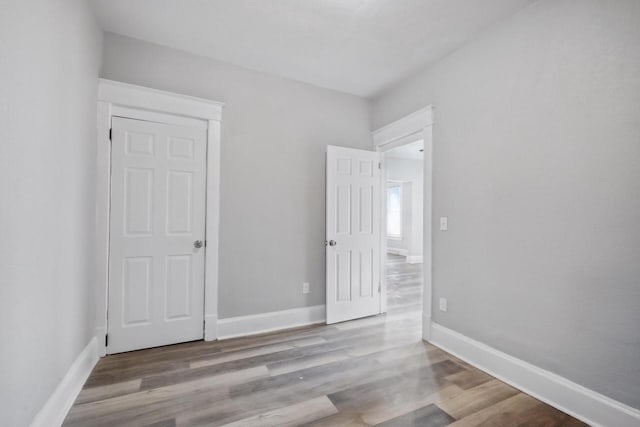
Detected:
left=372, top=106, right=433, bottom=340
left=324, top=106, right=432, bottom=333
left=383, top=140, right=424, bottom=318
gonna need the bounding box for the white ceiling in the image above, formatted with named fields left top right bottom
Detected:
left=91, top=0, right=536, bottom=97
left=387, top=140, right=424, bottom=161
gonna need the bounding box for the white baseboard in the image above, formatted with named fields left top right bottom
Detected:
left=204, top=313, right=217, bottom=341
left=217, top=305, right=326, bottom=339
left=429, top=323, right=640, bottom=427
left=387, top=248, right=408, bottom=256
left=30, top=336, right=99, bottom=427
left=406, top=255, right=423, bottom=264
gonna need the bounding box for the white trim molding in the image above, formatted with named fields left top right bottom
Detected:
left=204, top=314, right=218, bottom=341
left=372, top=106, right=433, bottom=148
left=30, top=337, right=99, bottom=427
left=98, top=79, right=224, bottom=121
left=217, top=305, right=326, bottom=340
left=387, top=247, right=408, bottom=256
left=95, top=79, right=224, bottom=355
left=429, top=323, right=640, bottom=427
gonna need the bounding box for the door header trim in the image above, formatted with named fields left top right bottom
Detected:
left=95, top=79, right=223, bottom=356
left=99, top=78, right=224, bottom=122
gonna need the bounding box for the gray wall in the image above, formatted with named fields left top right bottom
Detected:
left=101, top=33, right=372, bottom=318
left=0, top=1, right=103, bottom=425
left=372, top=0, right=640, bottom=409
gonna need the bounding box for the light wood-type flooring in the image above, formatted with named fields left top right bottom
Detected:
left=63, top=255, right=586, bottom=426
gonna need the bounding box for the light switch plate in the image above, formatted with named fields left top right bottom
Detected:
left=440, top=217, right=448, bottom=231
left=302, top=282, right=310, bottom=294
left=439, top=297, right=448, bottom=312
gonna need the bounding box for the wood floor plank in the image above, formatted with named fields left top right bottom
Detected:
left=190, top=343, right=294, bottom=368
left=444, top=368, right=493, bottom=390
left=267, top=349, right=350, bottom=376
left=300, top=412, right=369, bottom=427
left=447, top=393, right=542, bottom=427
left=211, top=352, right=454, bottom=425
left=373, top=403, right=455, bottom=427
left=325, top=359, right=464, bottom=423
left=215, top=325, right=330, bottom=353
left=217, top=396, right=338, bottom=427
left=75, top=379, right=142, bottom=404
left=437, top=379, right=520, bottom=420
left=290, top=336, right=328, bottom=347
left=140, top=333, right=397, bottom=390
left=64, top=366, right=268, bottom=426
left=512, top=403, right=588, bottom=427
left=361, top=385, right=462, bottom=426
left=145, top=419, right=177, bottom=427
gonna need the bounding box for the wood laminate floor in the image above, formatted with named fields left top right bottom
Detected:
left=63, top=255, right=586, bottom=426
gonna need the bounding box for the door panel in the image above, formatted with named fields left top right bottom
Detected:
left=167, top=170, right=193, bottom=234
left=165, top=255, right=191, bottom=319
left=124, top=168, right=153, bottom=235
left=123, top=256, right=152, bottom=325
left=108, top=117, right=207, bottom=354
left=326, top=146, right=381, bottom=324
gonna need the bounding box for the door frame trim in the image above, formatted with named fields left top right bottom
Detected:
left=372, top=106, right=433, bottom=340
left=95, top=79, right=224, bottom=356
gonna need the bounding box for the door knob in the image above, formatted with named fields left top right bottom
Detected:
left=328, top=240, right=337, bottom=247
left=194, top=240, right=203, bottom=249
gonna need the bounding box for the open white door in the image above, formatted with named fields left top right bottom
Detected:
left=326, top=145, right=381, bottom=324
left=108, top=117, right=207, bottom=354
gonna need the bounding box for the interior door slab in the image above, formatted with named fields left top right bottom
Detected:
left=108, top=117, right=207, bottom=354
left=326, top=145, right=381, bottom=324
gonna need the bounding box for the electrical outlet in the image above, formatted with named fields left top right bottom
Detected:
left=440, top=217, right=448, bottom=231
left=439, top=297, right=448, bottom=312
left=302, top=282, right=310, bottom=294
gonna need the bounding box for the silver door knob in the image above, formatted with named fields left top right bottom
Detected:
left=328, top=240, right=337, bottom=246
left=194, top=240, right=203, bottom=249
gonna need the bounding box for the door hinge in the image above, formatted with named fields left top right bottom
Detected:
left=204, top=240, right=207, bottom=247
left=378, top=283, right=381, bottom=293
left=378, top=162, right=381, bottom=169
left=105, top=334, right=109, bottom=347
left=109, top=128, right=112, bottom=141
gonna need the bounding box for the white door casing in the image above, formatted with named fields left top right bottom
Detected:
left=326, top=145, right=381, bottom=324
left=108, top=117, right=207, bottom=354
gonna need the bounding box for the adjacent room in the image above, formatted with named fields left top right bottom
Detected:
left=2, top=1, right=639, bottom=426
left=384, top=140, right=425, bottom=317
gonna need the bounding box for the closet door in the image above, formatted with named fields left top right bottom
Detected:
left=108, top=117, right=207, bottom=354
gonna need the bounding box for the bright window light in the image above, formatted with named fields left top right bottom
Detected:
left=387, top=183, right=402, bottom=238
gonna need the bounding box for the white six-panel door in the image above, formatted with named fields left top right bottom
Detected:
left=326, top=146, right=381, bottom=324
left=108, top=117, right=207, bottom=354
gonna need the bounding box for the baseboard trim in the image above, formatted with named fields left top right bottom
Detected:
left=30, top=336, right=99, bottom=427
left=217, top=305, right=326, bottom=339
left=387, top=248, right=408, bottom=256
left=204, top=313, right=217, bottom=341
left=429, top=323, right=640, bottom=427
left=406, top=255, right=423, bottom=264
